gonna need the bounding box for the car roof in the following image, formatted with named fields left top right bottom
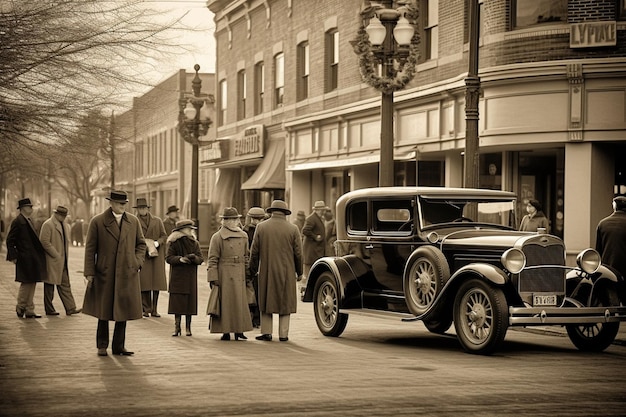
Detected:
left=337, top=186, right=517, bottom=202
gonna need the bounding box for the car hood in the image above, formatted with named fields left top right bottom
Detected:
left=437, top=229, right=532, bottom=249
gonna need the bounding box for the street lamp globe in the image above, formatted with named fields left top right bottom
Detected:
left=365, top=15, right=386, bottom=46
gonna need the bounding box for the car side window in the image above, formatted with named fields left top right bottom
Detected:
left=346, top=201, right=367, bottom=234
left=372, top=200, right=413, bottom=233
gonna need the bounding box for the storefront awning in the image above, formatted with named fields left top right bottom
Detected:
left=287, top=151, right=415, bottom=171
left=241, top=140, right=285, bottom=190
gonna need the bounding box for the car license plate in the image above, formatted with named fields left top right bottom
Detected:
left=533, top=294, right=557, bottom=306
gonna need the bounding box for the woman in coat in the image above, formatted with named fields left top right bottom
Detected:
left=207, top=207, right=253, bottom=341
left=519, top=199, right=550, bottom=233
left=166, top=219, right=204, bottom=336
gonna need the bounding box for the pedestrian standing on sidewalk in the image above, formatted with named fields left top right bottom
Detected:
left=39, top=205, right=82, bottom=316
left=250, top=200, right=303, bottom=342
left=243, top=206, right=265, bottom=328
left=166, top=219, right=204, bottom=337
left=207, top=207, right=253, bottom=341
left=82, top=190, right=146, bottom=357
left=134, top=198, right=168, bottom=317
left=6, top=198, right=47, bottom=319
left=595, top=195, right=626, bottom=299
left=162, top=205, right=180, bottom=236
left=301, top=201, right=328, bottom=295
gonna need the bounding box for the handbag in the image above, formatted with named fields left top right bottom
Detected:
left=206, top=286, right=220, bottom=317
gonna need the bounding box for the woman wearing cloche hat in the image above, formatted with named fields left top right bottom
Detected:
left=207, top=207, right=253, bottom=341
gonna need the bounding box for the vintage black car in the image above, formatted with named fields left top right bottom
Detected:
left=302, top=187, right=626, bottom=354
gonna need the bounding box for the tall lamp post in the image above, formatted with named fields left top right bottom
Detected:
left=353, top=0, right=419, bottom=187
left=178, top=64, right=212, bottom=229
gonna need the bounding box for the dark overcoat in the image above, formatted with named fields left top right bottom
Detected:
left=6, top=214, right=47, bottom=283
left=250, top=213, right=303, bottom=315
left=166, top=231, right=204, bottom=315
left=163, top=217, right=177, bottom=236
left=302, top=212, right=326, bottom=264
left=39, top=216, right=71, bottom=285
left=207, top=226, right=253, bottom=333
left=138, top=213, right=168, bottom=291
left=82, top=208, right=146, bottom=321
left=596, top=210, right=626, bottom=280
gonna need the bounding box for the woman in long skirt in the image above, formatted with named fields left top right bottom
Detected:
left=166, top=220, right=204, bottom=336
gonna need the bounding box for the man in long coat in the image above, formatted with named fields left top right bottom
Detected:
left=596, top=196, right=626, bottom=300
left=133, top=198, right=167, bottom=317
left=6, top=198, right=47, bottom=318
left=39, top=205, right=81, bottom=316
left=301, top=200, right=328, bottom=294
left=162, top=205, right=180, bottom=236
left=249, top=200, right=303, bottom=342
left=83, top=190, right=146, bottom=356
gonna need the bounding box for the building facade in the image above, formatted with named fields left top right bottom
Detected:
left=208, top=0, right=626, bottom=260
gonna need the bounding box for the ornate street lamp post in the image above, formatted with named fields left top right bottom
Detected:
left=178, top=64, right=212, bottom=230
left=353, top=0, right=419, bottom=187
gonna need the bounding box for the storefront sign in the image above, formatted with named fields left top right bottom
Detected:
left=570, top=21, right=616, bottom=48
left=234, top=125, right=264, bottom=157
left=201, top=140, right=228, bottom=162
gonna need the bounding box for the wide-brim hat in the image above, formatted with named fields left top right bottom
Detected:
left=53, top=205, right=69, bottom=216
left=106, top=190, right=129, bottom=203
left=17, top=198, right=33, bottom=209
left=167, top=205, right=180, bottom=214
left=246, top=207, right=265, bottom=219
left=173, top=219, right=197, bottom=231
left=133, top=197, right=150, bottom=208
left=266, top=200, right=291, bottom=215
left=296, top=210, right=305, bottom=218
left=312, top=200, right=329, bottom=210
left=219, top=207, right=242, bottom=219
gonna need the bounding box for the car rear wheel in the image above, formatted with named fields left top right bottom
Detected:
left=566, top=284, right=620, bottom=352
left=313, top=272, right=348, bottom=337
left=404, top=247, right=450, bottom=316
left=453, top=279, right=508, bottom=355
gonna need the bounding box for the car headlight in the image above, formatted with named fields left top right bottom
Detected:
left=576, top=248, right=601, bottom=274
left=501, top=248, right=526, bottom=274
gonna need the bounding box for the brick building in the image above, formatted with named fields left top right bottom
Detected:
left=207, top=0, right=626, bottom=258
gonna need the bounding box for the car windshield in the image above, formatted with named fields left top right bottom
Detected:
left=419, top=197, right=516, bottom=229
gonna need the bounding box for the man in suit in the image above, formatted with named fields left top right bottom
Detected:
left=6, top=198, right=47, bottom=318
left=39, top=205, right=82, bottom=316
left=82, top=190, right=146, bottom=356
left=301, top=201, right=329, bottom=295
left=162, top=205, right=180, bottom=236
left=596, top=196, right=626, bottom=300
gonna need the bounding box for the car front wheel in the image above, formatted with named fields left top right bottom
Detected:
left=453, top=278, right=508, bottom=355
left=404, top=247, right=450, bottom=316
left=313, top=272, right=348, bottom=337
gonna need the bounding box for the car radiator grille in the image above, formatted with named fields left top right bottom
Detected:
left=519, top=242, right=566, bottom=293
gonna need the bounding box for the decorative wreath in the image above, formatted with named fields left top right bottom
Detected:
left=353, top=4, right=420, bottom=94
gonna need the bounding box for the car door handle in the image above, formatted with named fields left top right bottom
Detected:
left=365, top=244, right=374, bottom=249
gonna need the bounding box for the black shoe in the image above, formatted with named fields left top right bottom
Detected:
left=151, top=312, right=161, bottom=317
left=66, top=308, right=82, bottom=315
left=142, top=312, right=149, bottom=317
left=255, top=334, right=272, bottom=341
left=46, top=311, right=60, bottom=316
left=16, top=307, right=25, bottom=318
left=220, top=333, right=231, bottom=341
left=279, top=337, right=289, bottom=342
left=112, top=349, right=134, bottom=356
left=97, top=348, right=108, bottom=356
left=235, top=333, right=247, bottom=340
left=25, top=314, right=42, bottom=318
left=186, top=330, right=192, bottom=337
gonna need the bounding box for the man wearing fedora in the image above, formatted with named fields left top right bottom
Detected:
left=83, top=190, right=146, bottom=356
left=596, top=196, right=626, bottom=300
left=243, top=206, right=266, bottom=328
left=39, top=205, right=81, bottom=316
left=6, top=197, right=47, bottom=318
left=249, top=200, right=303, bottom=341
left=162, top=205, right=180, bottom=236
left=133, top=198, right=168, bottom=317
left=301, top=200, right=329, bottom=295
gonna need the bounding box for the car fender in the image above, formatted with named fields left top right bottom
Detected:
left=566, top=264, right=624, bottom=304
left=566, top=264, right=619, bottom=284
left=303, top=255, right=364, bottom=304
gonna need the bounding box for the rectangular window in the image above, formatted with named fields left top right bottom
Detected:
left=297, top=42, right=309, bottom=101
left=274, top=53, right=284, bottom=108
left=254, top=62, right=264, bottom=115
left=325, top=30, right=339, bottom=92
left=237, top=70, right=246, bottom=120
left=513, top=0, right=567, bottom=29
left=218, top=79, right=227, bottom=127
left=621, top=0, right=626, bottom=20
left=421, top=0, right=438, bottom=61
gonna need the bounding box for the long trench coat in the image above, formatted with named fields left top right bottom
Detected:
left=207, top=226, right=253, bottom=334
left=39, top=216, right=71, bottom=285
left=137, top=213, right=167, bottom=291
left=302, top=212, right=325, bottom=264
left=595, top=210, right=626, bottom=280
left=6, top=214, right=47, bottom=283
left=82, top=209, right=146, bottom=321
left=250, top=212, right=303, bottom=315
left=166, top=231, right=204, bottom=315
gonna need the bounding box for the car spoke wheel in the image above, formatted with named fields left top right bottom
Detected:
left=313, top=272, right=348, bottom=337
left=566, top=284, right=620, bottom=352
left=404, top=247, right=450, bottom=316
left=454, top=279, right=508, bottom=355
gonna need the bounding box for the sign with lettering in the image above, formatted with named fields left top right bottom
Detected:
left=201, top=140, right=228, bottom=163
left=234, top=125, right=265, bottom=157
left=570, top=21, right=616, bottom=48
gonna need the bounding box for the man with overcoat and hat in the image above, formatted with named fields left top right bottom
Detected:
left=162, top=205, right=180, bottom=236
left=6, top=197, right=47, bottom=318
left=301, top=200, right=329, bottom=294
left=249, top=200, right=303, bottom=341
left=83, top=190, right=146, bottom=356
left=133, top=197, right=168, bottom=317
left=39, top=205, right=81, bottom=316
left=596, top=196, right=626, bottom=300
